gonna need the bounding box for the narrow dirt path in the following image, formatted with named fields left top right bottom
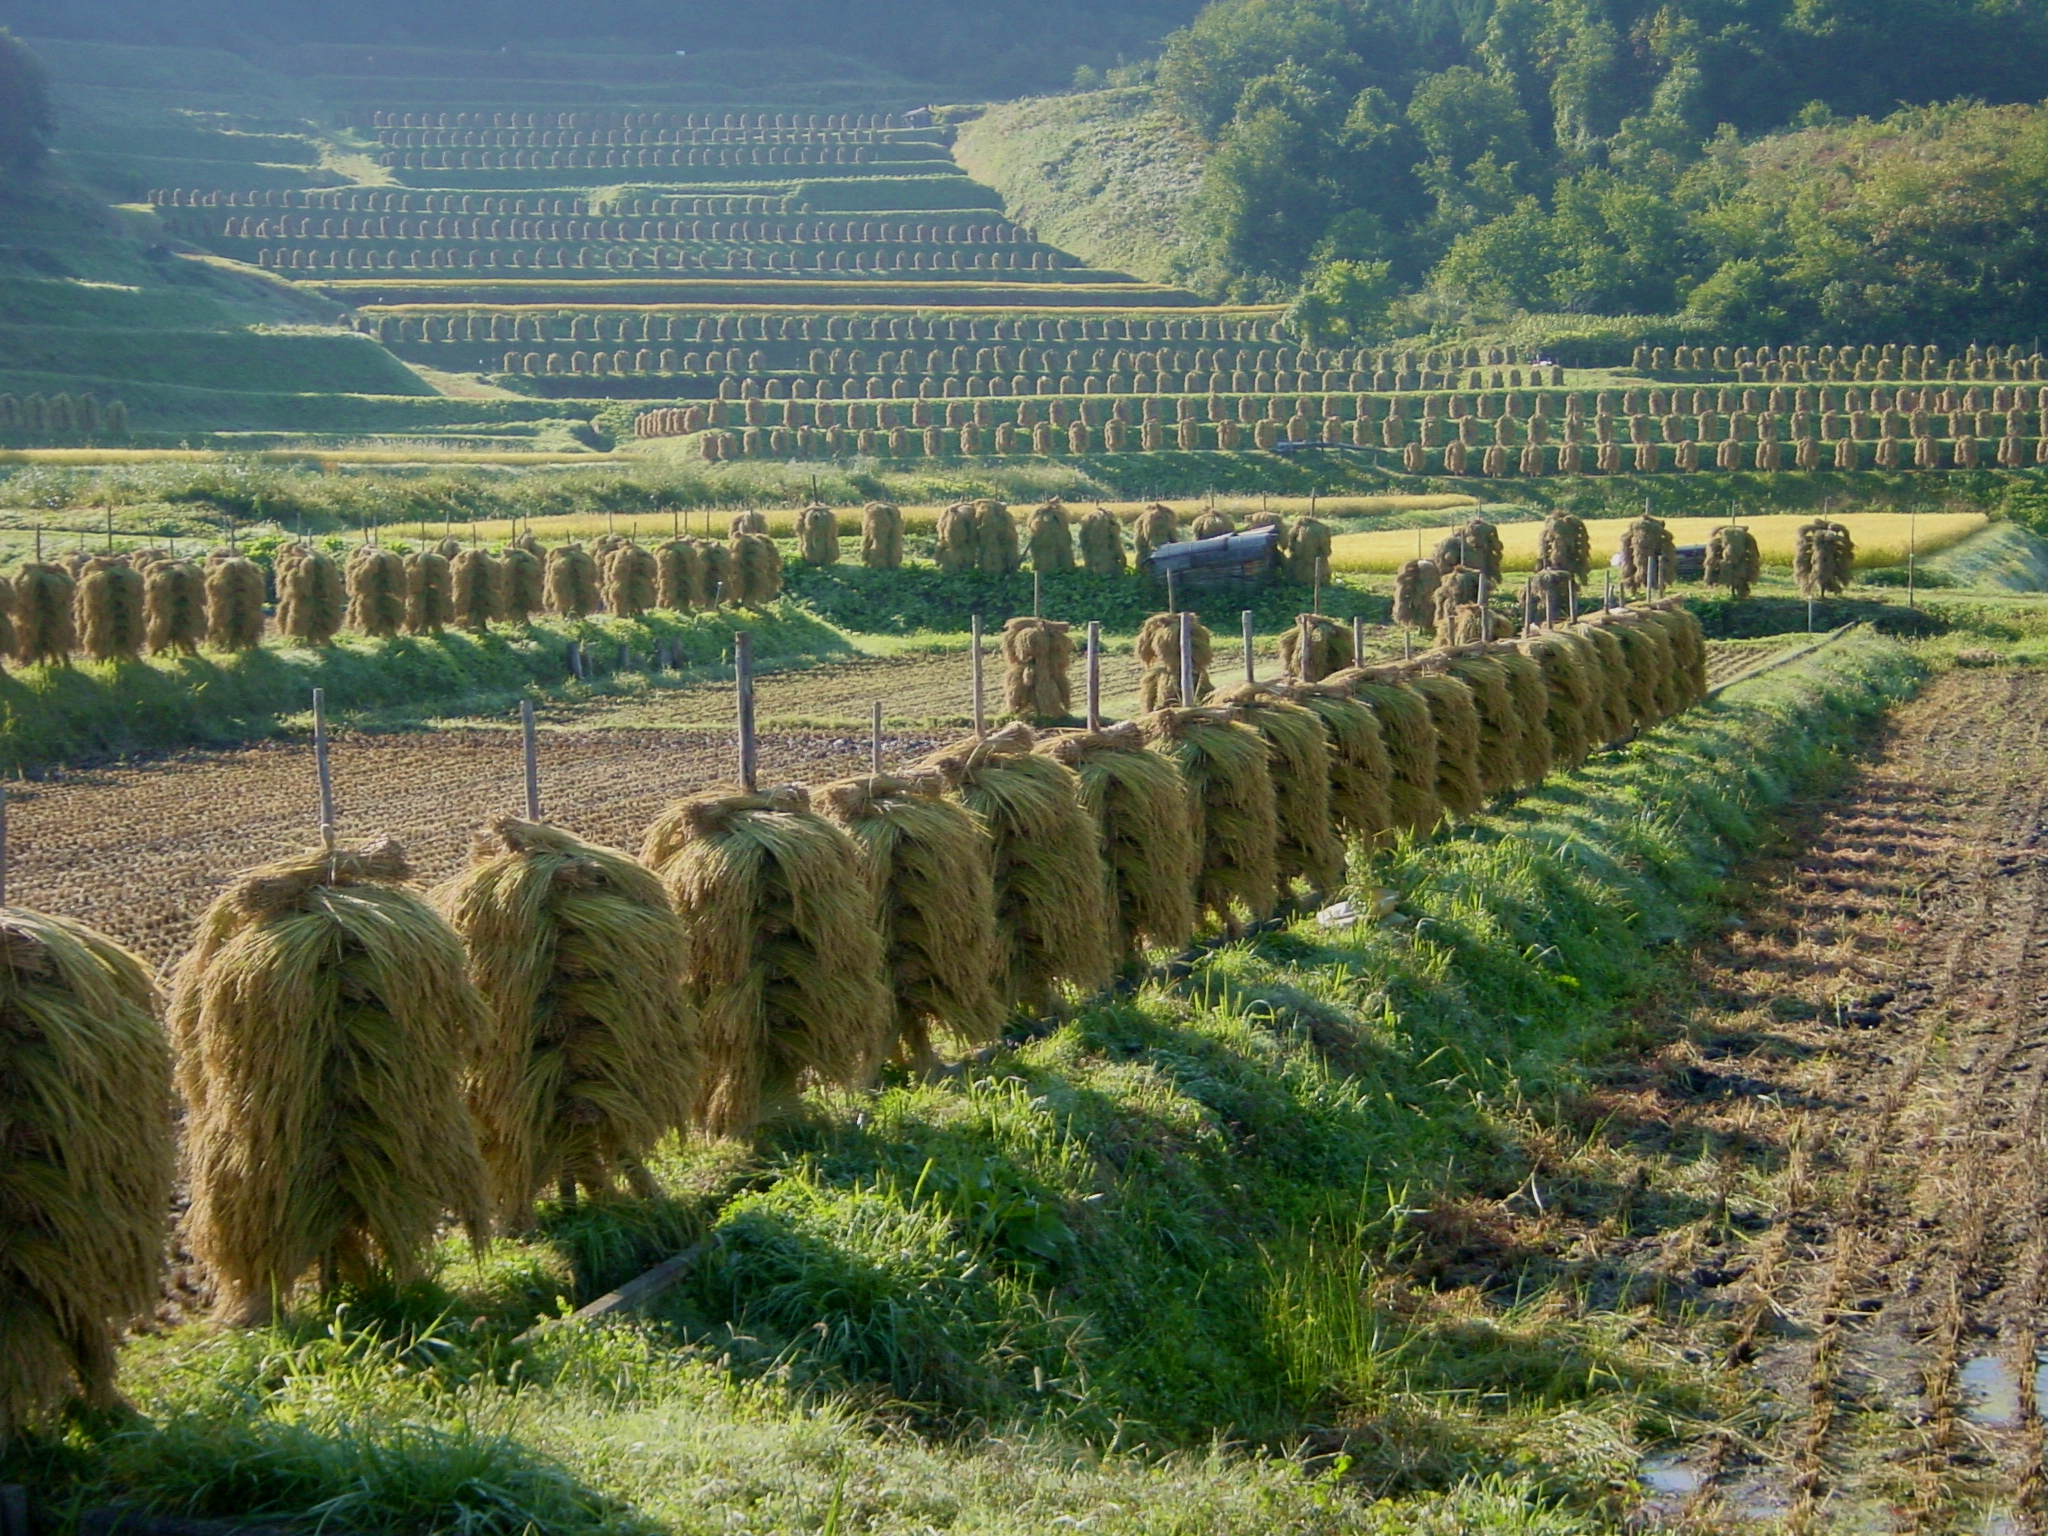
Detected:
left=1621, top=669, right=2048, bottom=1531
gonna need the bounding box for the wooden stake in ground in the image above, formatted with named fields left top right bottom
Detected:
left=521, top=699, right=540, bottom=820
left=1086, top=622, right=1102, bottom=731
left=735, top=632, right=757, bottom=792
left=1243, top=610, right=1257, bottom=683
left=971, top=614, right=986, bottom=738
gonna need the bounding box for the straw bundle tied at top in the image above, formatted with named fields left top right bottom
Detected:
left=1135, top=611, right=1213, bottom=711
left=1139, top=706, right=1279, bottom=929
left=1572, top=621, right=1635, bottom=743
left=76, top=557, right=145, bottom=662
left=818, top=773, right=1003, bottom=1067
left=278, top=546, right=346, bottom=643
left=402, top=551, right=454, bottom=635
left=0, top=909, right=172, bottom=1438
left=642, top=786, right=891, bottom=1139
left=729, top=511, right=769, bottom=537
left=1393, top=559, right=1439, bottom=631
left=1440, top=652, right=1520, bottom=799
left=1279, top=614, right=1353, bottom=683
left=1494, top=647, right=1554, bottom=788
left=1520, top=632, right=1596, bottom=769
left=15, top=564, right=75, bottom=666
left=923, top=725, right=1113, bottom=1011
left=1343, top=672, right=1442, bottom=837
left=144, top=560, right=204, bottom=656
left=935, top=502, right=977, bottom=573
left=1213, top=683, right=1344, bottom=898
left=1402, top=670, right=1484, bottom=817
left=501, top=545, right=545, bottom=620
left=603, top=543, right=658, bottom=619
left=1602, top=611, right=1679, bottom=722
left=347, top=547, right=407, bottom=637
left=1042, top=722, right=1198, bottom=962
left=1285, top=677, right=1393, bottom=844
left=204, top=556, right=266, bottom=651
left=797, top=504, right=840, bottom=568
left=1647, top=603, right=1709, bottom=705
left=546, top=544, right=600, bottom=619
left=975, top=500, right=1021, bottom=574
left=861, top=503, right=904, bottom=570
left=729, top=532, right=783, bottom=605
left=1001, top=616, right=1073, bottom=725
left=1076, top=507, right=1125, bottom=575
left=437, top=818, right=700, bottom=1220
left=657, top=538, right=705, bottom=610
left=170, top=840, right=488, bottom=1324
left=1026, top=501, right=1074, bottom=574
left=451, top=549, right=501, bottom=632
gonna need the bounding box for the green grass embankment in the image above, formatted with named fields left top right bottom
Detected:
left=0, top=605, right=850, bottom=772
left=0, top=629, right=1927, bottom=1535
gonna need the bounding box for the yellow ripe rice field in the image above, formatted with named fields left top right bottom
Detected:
left=1329, top=512, right=1988, bottom=573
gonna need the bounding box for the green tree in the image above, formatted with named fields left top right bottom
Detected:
left=1286, top=259, right=1396, bottom=344
left=0, top=28, right=53, bottom=177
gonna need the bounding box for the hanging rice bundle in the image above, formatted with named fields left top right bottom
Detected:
left=817, top=774, right=1002, bottom=1067
left=1705, top=525, right=1762, bottom=598
left=1537, top=512, right=1593, bottom=581
left=1619, top=515, right=1677, bottom=591
left=974, top=500, right=1021, bottom=575
left=934, top=502, right=978, bottom=573
left=1528, top=568, right=1578, bottom=626
left=1000, top=616, right=1073, bottom=724
left=603, top=543, right=658, bottom=619
left=1573, top=622, right=1635, bottom=744
left=860, top=503, right=904, bottom=570
left=1139, top=706, right=1278, bottom=930
left=1244, top=510, right=1283, bottom=532
left=701, top=540, right=734, bottom=605
left=1346, top=672, right=1442, bottom=836
left=1077, top=507, right=1126, bottom=575
left=1135, top=611, right=1213, bottom=711
left=1440, top=519, right=1502, bottom=582
left=436, top=819, right=699, bottom=1220
left=1519, top=631, right=1596, bottom=770
left=1794, top=520, right=1854, bottom=597
left=1495, top=647, right=1554, bottom=788
left=511, top=532, right=543, bottom=558
left=641, top=786, right=891, bottom=1138
left=1278, top=613, right=1352, bottom=682
left=451, top=549, right=501, bottom=632
left=922, top=726, right=1112, bottom=1011
left=1026, top=501, right=1074, bottom=574
left=1644, top=603, right=1709, bottom=707
left=1191, top=508, right=1234, bottom=540
left=796, top=505, right=840, bottom=568
left=205, top=556, right=266, bottom=651
left=1213, top=683, right=1344, bottom=898
left=436, top=536, right=463, bottom=561
left=0, top=908, right=173, bottom=1439
left=1404, top=671, right=1484, bottom=817
left=402, top=551, right=454, bottom=636
left=346, top=547, right=407, bottom=638
left=1441, top=653, right=1520, bottom=799
left=170, top=840, right=489, bottom=1324
left=76, top=557, right=145, bottom=662
left=500, top=546, right=545, bottom=622
left=1617, top=612, right=1684, bottom=721
left=656, top=538, right=705, bottom=610
left=1283, top=518, right=1333, bottom=587
left=1394, top=558, right=1440, bottom=631
left=1589, top=614, right=1668, bottom=727
left=1285, top=677, right=1393, bottom=843
left=16, top=564, right=76, bottom=666
left=278, top=548, right=346, bottom=645
left=729, top=511, right=769, bottom=537
left=729, top=532, right=783, bottom=605
left=0, top=575, right=17, bottom=663
left=1041, top=723, right=1197, bottom=962
left=545, top=544, right=600, bottom=619
left=1133, top=503, right=1180, bottom=566
left=144, top=560, right=205, bottom=656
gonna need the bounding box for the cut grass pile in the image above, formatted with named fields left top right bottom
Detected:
left=1332, top=511, right=1987, bottom=573
left=0, top=628, right=1926, bottom=1535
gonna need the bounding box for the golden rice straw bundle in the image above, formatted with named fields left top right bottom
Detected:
left=974, top=500, right=1021, bottom=574
left=796, top=504, right=840, bottom=568
left=15, top=564, right=75, bottom=666
left=1704, top=525, right=1761, bottom=598
left=1139, top=706, right=1278, bottom=930
left=1612, top=611, right=1684, bottom=721
left=76, top=557, right=145, bottom=662
left=1026, top=500, right=1074, bottom=573
left=641, top=786, right=891, bottom=1138
left=1041, top=723, right=1197, bottom=962
left=436, top=536, right=463, bottom=561
left=278, top=548, right=345, bottom=644
left=656, top=538, right=705, bottom=610
left=1287, top=676, right=1393, bottom=844
left=0, top=575, right=17, bottom=662
left=1393, top=558, right=1440, bottom=631
left=700, top=540, right=733, bottom=605
left=436, top=819, right=699, bottom=1220
left=1441, top=652, right=1520, bottom=799
left=1794, top=520, right=1854, bottom=597
left=1213, top=683, right=1344, bottom=898
left=0, top=908, right=173, bottom=1439
left=1588, top=614, right=1668, bottom=727
left=346, top=547, right=407, bottom=638
left=545, top=544, right=600, bottom=619
left=1519, top=631, right=1596, bottom=770
left=144, top=560, right=205, bottom=656
left=402, top=551, right=454, bottom=636
left=170, top=840, right=488, bottom=1324
left=1133, top=503, right=1179, bottom=564
left=1278, top=613, right=1352, bottom=682
left=728, top=511, right=769, bottom=537
left=861, top=502, right=904, bottom=570
left=1647, top=602, right=1709, bottom=706
left=1283, top=518, right=1332, bottom=586
left=1572, top=622, right=1635, bottom=743
left=450, top=549, right=501, bottom=633
left=1077, top=507, right=1125, bottom=575
left=511, top=532, right=543, bottom=557
left=921, top=726, right=1113, bottom=1011
left=1191, top=507, right=1234, bottom=539
left=1000, top=616, right=1073, bottom=724
left=500, top=546, right=545, bottom=621
left=817, top=774, right=1002, bottom=1067
left=1345, top=672, right=1442, bottom=836
left=1135, top=611, right=1213, bottom=711
left=1537, top=512, right=1592, bottom=580
left=1403, top=671, right=1484, bottom=817
left=1494, top=646, right=1553, bottom=788
left=603, top=543, right=657, bottom=619
left=1620, top=515, right=1676, bottom=591
left=934, top=501, right=977, bottom=573
left=205, top=556, right=266, bottom=651
left=729, top=532, right=783, bottom=605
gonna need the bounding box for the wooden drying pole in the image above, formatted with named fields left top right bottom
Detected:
left=734, top=632, right=757, bottom=791
left=870, top=701, right=883, bottom=774
left=312, top=688, right=336, bottom=850
left=970, top=614, right=986, bottom=738
left=1085, top=621, right=1101, bottom=731
left=1178, top=611, right=1195, bottom=707
left=521, top=699, right=541, bottom=820
left=1351, top=615, right=1365, bottom=667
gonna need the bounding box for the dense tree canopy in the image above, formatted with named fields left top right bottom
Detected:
left=0, top=26, right=53, bottom=179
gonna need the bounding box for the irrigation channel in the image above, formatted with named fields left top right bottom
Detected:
left=1610, top=667, right=2048, bottom=1530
